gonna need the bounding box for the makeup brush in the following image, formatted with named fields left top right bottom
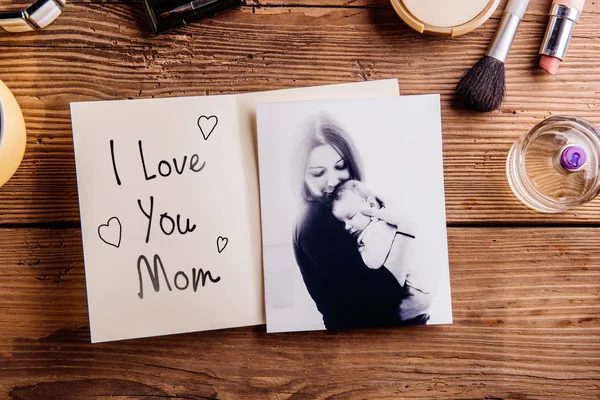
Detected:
left=456, top=0, right=530, bottom=112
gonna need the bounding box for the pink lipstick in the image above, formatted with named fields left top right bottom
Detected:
left=539, top=0, right=586, bottom=75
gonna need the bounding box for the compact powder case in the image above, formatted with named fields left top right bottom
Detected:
left=390, top=0, right=501, bottom=37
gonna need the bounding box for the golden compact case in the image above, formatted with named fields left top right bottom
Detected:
left=390, top=0, right=501, bottom=37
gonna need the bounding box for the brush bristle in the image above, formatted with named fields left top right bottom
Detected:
left=456, top=56, right=505, bottom=112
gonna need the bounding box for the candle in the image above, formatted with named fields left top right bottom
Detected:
left=0, top=79, right=27, bottom=188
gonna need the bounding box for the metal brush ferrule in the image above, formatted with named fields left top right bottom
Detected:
left=486, top=12, right=522, bottom=63
left=539, top=4, right=581, bottom=60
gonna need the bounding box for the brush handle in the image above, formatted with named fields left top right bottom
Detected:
left=486, top=0, right=531, bottom=62
left=505, top=0, right=529, bottom=18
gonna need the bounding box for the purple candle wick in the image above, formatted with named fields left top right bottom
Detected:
left=560, top=145, right=587, bottom=171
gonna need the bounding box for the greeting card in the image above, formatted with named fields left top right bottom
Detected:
left=70, top=79, right=399, bottom=342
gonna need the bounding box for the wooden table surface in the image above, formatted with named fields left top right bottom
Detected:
left=1, top=0, right=599, bottom=398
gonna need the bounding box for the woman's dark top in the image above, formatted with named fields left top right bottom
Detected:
left=293, top=200, right=406, bottom=330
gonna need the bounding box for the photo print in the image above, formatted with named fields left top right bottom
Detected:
left=256, top=94, right=452, bottom=333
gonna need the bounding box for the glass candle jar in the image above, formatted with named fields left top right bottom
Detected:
left=507, top=116, right=600, bottom=213
left=0, top=78, right=27, bottom=188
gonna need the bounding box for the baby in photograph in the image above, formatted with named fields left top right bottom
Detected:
left=331, top=180, right=434, bottom=324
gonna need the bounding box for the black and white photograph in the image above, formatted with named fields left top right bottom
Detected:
left=256, top=94, right=452, bottom=333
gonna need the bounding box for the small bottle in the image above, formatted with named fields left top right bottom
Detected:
left=506, top=116, right=600, bottom=213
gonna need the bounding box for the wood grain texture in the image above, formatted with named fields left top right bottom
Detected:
left=0, top=227, right=598, bottom=399
left=1, top=1, right=600, bottom=223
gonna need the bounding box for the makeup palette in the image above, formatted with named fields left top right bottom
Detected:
left=142, top=0, right=243, bottom=34
left=390, top=0, right=501, bottom=37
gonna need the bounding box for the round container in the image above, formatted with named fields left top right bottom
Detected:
left=0, top=79, right=27, bottom=188
left=390, top=0, right=501, bottom=37
left=507, top=116, right=600, bottom=213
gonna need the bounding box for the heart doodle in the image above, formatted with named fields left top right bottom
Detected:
left=98, top=217, right=122, bottom=248
left=217, top=236, right=228, bottom=253
left=198, top=115, right=218, bottom=140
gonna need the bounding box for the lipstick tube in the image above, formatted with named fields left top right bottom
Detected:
left=540, top=3, right=581, bottom=60
left=539, top=0, right=585, bottom=74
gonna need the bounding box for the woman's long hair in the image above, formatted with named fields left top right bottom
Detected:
left=293, top=113, right=364, bottom=203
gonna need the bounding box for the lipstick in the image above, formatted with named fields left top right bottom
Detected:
left=539, top=0, right=586, bottom=75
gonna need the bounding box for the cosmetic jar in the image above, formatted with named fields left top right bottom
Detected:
left=390, top=0, right=501, bottom=37
left=507, top=116, right=600, bottom=213
left=0, top=79, right=27, bottom=188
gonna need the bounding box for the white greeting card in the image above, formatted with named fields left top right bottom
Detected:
left=256, top=95, right=452, bottom=333
left=70, top=79, right=399, bottom=343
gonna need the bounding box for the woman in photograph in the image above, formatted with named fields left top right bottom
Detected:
left=292, top=113, right=420, bottom=330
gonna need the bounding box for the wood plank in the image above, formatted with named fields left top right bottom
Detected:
left=255, top=0, right=600, bottom=13
left=2, top=4, right=600, bottom=223
left=0, top=1, right=577, bottom=48
left=3, top=0, right=598, bottom=11
left=0, top=226, right=598, bottom=398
